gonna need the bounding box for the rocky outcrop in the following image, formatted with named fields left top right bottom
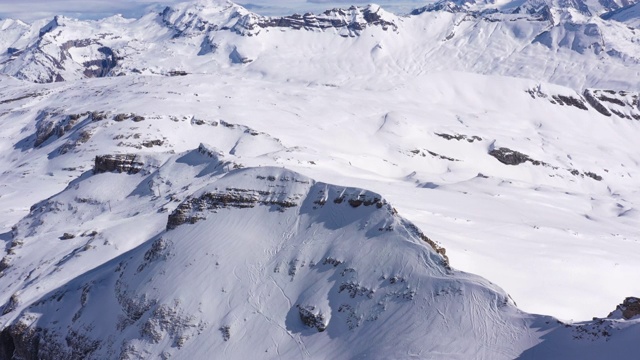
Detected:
left=0, top=320, right=101, bottom=360
left=550, top=94, right=588, bottom=110
left=489, top=147, right=532, bottom=165
left=609, top=297, right=640, bottom=319
left=167, top=188, right=298, bottom=229
left=93, top=154, right=143, bottom=174
left=489, top=146, right=603, bottom=180
left=436, top=133, right=482, bottom=142
left=583, top=89, right=640, bottom=120
left=34, top=112, right=86, bottom=147
left=82, top=47, right=118, bottom=78
left=297, top=305, right=327, bottom=332
left=583, top=89, right=612, bottom=116
left=526, top=86, right=589, bottom=111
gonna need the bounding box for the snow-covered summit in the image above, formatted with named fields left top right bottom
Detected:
left=159, top=0, right=254, bottom=36
left=1, top=146, right=637, bottom=358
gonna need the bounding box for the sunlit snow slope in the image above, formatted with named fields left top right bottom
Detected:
left=0, top=0, right=639, bottom=358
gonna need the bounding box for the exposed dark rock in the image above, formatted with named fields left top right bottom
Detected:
left=114, top=113, right=130, bottom=122
left=322, top=257, right=343, bottom=267
left=167, top=188, right=299, bottom=230
left=197, top=143, right=223, bottom=158
left=598, top=94, right=626, bottom=106
left=93, top=154, right=143, bottom=174
left=490, top=147, right=602, bottom=181
left=297, top=305, right=327, bottom=332
left=409, top=149, right=458, bottom=161
left=34, top=112, right=86, bottom=148
left=168, top=70, right=188, bottom=76
left=339, top=282, right=374, bottom=299
left=220, top=120, right=235, bottom=128
left=0, top=93, right=40, bottom=105
left=90, top=111, right=107, bottom=121
left=82, top=47, right=118, bottom=78
left=142, top=140, right=163, bottom=148
left=0, top=321, right=100, bottom=360
left=584, top=171, right=603, bottom=181
left=219, top=326, right=231, bottom=341
left=583, top=90, right=612, bottom=116
left=606, top=297, right=640, bottom=322
left=39, top=16, right=60, bottom=37
left=132, top=115, right=145, bottom=122
left=583, top=89, right=640, bottom=120
left=489, top=147, right=531, bottom=165
left=59, top=233, right=75, bottom=240
left=347, top=195, right=382, bottom=208
left=551, top=95, right=589, bottom=110
left=435, top=133, right=482, bottom=142
left=0, top=257, right=10, bottom=272
left=2, top=294, right=19, bottom=315
left=615, top=297, right=640, bottom=319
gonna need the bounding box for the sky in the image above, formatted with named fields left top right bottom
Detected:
left=0, top=0, right=429, bottom=22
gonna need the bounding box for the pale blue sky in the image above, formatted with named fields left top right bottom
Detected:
left=0, top=0, right=428, bottom=22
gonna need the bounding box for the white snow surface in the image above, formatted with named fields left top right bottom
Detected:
left=0, top=0, right=639, bottom=89
left=0, top=0, right=639, bottom=358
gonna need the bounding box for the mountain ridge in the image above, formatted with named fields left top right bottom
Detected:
left=0, top=0, right=638, bottom=89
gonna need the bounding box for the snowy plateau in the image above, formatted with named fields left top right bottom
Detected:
left=0, top=0, right=639, bottom=358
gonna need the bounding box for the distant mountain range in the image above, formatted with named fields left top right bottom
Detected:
left=0, top=0, right=638, bottom=89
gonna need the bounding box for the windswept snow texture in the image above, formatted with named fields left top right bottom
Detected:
left=0, top=0, right=639, bottom=358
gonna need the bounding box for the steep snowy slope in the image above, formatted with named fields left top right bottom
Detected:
left=1, top=155, right=638, bottom=359
left=0, top=70, right=638, bottom=322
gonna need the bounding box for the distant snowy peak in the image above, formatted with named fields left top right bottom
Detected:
left=159, top=0, right=254, bottom=36
left=413, top=0, right=637, bottom=16
left=251, top=4, right=398, bottom=35
left=160, top=0, right=398, bottom=36
left=0, top=0, right=638, bottom=87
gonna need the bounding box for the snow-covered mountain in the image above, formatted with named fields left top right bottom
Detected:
left=0, top=0, right=639, bottom=89
left=0, top=0, right=639, bottom=358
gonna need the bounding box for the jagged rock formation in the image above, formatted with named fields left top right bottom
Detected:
left=93, top=154, right=143, bottom=174
left=583, top=89, right=640, bottom=119
left=609, top=297, right=640, bottom=319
